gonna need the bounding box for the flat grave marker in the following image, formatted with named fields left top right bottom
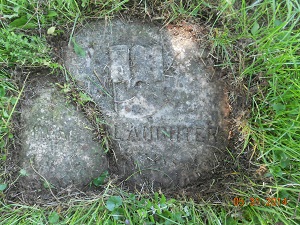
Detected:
left=64, top=20, right=229, bottom=188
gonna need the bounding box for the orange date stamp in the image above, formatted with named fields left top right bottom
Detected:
left=233, top=197, right=288, bottom=207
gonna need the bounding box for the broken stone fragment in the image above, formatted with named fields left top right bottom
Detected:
left=20, top=85, right=107, bottom=188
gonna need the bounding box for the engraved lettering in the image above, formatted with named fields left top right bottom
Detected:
left=169, top=126, right=177, bottom=141
left=109, top=45, right=131, bottom=84
left=195, top=127, right=205, bottom=142
left=149, top=45, right=163, bottom=81
left=143, top=125, right=153, bottom=141
left=131, top=45, right=163, bottom=86
left=160, top=127, right=170, bottom=140
left=155, top=126, right=170, bottom=140
left=208, top=126, right=217, bottom=143
left=128, top=126, right=139, bottom=141
left=177, top=126, right=189, bottom=142
left=114, top=124, right=122, bottom=140
left=112, top=123, right=213, bottom=143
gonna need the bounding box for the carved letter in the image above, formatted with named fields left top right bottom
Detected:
left=109, top=45, right=131, bottom=84
left=195, top=127, right=205, bottom=142
left=169, top=126, right=177, bottom=141
left=114, top=124, right=122, bottom=140
left=208, top=126, right=217, bottom=143
left=131, top=45, right=163, bottom=86
left=143, top=125, right=153, bottom=142
left=128, top=126, right=139, bottom=141
left=177, top=126, right=190, bottom=142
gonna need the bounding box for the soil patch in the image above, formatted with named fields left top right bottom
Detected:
left=4, top=19, right=253, bottom=205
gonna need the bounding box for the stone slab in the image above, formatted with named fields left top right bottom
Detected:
left=20, top=83, right=107, bottom=188
left=64, top=20, right=229, bottom=187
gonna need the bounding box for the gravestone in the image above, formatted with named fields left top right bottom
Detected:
left=65, top=20, right=229, bottom=188
left=20, top=81, right=107, bottom=188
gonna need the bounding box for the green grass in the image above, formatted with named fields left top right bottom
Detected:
left=1, top=0, right=300, bottom=224
left=0, top=69, right=17, bottom=163
left=0, top=192, right=231, bottom=224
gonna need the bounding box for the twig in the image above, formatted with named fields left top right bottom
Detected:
left=114, top=96, right=135, bottom=103
left=68, top=13, right=79, bottom=47
left=93, top=70, right=113, bottom=98
left=36, top=1, right=42, bottom=37
left=30, top=161, right=60, bottom=203
left=293, top=192, right=300, bottom=218
left=113, top=83, right=118, bottom=112
left=4, top=73, right=29, bottom=127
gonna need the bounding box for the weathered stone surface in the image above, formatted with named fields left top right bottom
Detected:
left=64, top=20, right=229, bottom=187
left=20, top=84, right=107, bottom=188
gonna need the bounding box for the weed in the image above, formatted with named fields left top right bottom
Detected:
left=0, top=28, right=54, bottom=67
left=92, top=170, right=109, bottom=187
left=0, top=70, right=17, bottom=148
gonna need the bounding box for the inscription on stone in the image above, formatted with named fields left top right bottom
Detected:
left=65, top=20, right=228, bottom=187
left=113, top=124, right=217, bottom=143
left=20, top=84, right=108, bottom=188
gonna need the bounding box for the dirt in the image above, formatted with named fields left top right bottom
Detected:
left=2, top=16, right=260, bottom=206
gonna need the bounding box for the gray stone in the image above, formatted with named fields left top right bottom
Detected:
left=20, top=84, right=107, bottom=188
left=64, top=20, right=229, bottom=187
